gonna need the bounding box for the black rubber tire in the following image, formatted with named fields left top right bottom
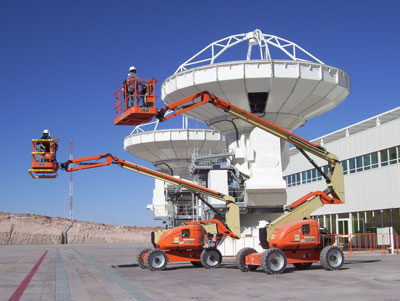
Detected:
left=200, top=248, right=222, bottom=269
left=235, top=247, right=258, bottom=272
left=137, top=248, right=152, bottom=269
left=320, top=245, right=344, bottom=271
left=190, top=261, right=203, bottom=267
left=261, top=248, right=287, bottom=275
left=293, top=262, right=312, bottom=270
left=146, top=249, right=168, bottom=271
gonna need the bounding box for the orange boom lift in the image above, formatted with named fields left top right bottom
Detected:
left=29, top=150, right=240, bottom=270
left=122, top=89, right=346, bottom=274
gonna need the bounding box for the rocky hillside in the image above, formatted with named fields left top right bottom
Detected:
left=0, top=211, right=161, bottom=245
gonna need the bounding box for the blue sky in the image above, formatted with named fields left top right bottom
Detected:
left=1, top=0, right=399, bottom=226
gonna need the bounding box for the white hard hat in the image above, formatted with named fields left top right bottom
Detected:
left=43, top=129, right=49, bottom=134
left=129, top=66, right=136, bottom=71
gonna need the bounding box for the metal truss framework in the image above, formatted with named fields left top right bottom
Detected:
left=175, top=29, right=324, bottom=74
left=132, top=29, right=324, bottom=133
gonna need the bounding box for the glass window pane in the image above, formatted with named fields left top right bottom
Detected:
left=376, top=210, right=384, bottom=228
left=352, top=214, right=360, bottom=234
left=389, top=147, right=397, bottom=164
left=306, top=170, right=311, bottom=183
left=312, top=169, right=317, bottom=181
left=302, top=171, right=307, bottom=184
left=338, top=220, right=349, bottom=235
left=349, top=158, right=356, bottom=173
left=285, top=176, right=290, bottom=187
left=393, top=208, right=400, bottom=234
left=358, top=216, right=365, bottom=233
left=356, top=156, right=363, bottom=172
left=383, top=209, right=392, bottom=228
left=331, top=215, right=337, bottom=234
left=371, top=152, right=378, bottom=168
left=381, top=149, right=388, bottom=166
left=296, top=173, right=301, bottom=185
left=325, top=215, right=331, bottom=233
left=365, top=211, right=375, bottom=232
left=317, top=169, right=322, bottom=180
left=341, top=160, right=348, bottom=175
left=363, top=154, right=371, bottom=170
left=398, top=146, right=400, bottom=162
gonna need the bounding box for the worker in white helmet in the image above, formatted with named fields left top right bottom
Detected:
left=38, top=129, right=58, bottom=161
left=125, top=66, right=146, bottom=108
left=40, top=129, right=51, bottom=152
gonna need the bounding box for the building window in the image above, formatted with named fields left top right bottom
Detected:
left=311, top=169, right=317, bottom=182
left=325, top=215, right=331, bottom=233
left=349, top=158, right=356, bottom=173
left=301, top=170, right=312, bottom=184
left=301, top=171, right=306, bottom=184
left=296, top=173, right=301, bottom=185
left=363, top=154, right=371, bottom=170
left=341, top=160, right=348, bottom=175
left=356, top=156, right=363, bottom=172
left=285, top=176, right=291, bottom=187
left=366, top=211, right=376, bottom=232
left=389, top=146, right=397, bottom=165
left=284, top=145, right=398, bottom=188
left=362, top=152, right=378, bottom=170
left=371, top=152, right=379, bottom=168
left=381, top=147, right=398, bottom=166
left=381, top=149, right=389, bottom=166
left=393, top=208, right=400, bottom=234
left=398, top=146, right=400, bottom=162
left=317, top=169, right=323, bottom=180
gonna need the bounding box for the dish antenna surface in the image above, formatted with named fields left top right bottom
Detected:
left=162, top=29, right=350, bottom=141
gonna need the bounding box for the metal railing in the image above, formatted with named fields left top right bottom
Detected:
left=114, top=78, right=157, bottom=118
left=321, top=233, right=399, bottom=257
left=28, top=139, right=59, bottom=178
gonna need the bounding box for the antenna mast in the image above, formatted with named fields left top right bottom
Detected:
left=69, top=139, right=73, bottom=220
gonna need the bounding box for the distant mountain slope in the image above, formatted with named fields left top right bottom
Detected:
left=0, top=211, right=161, bottom=245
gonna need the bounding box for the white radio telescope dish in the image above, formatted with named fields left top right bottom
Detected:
left=162, top=29, right=350, bottom=142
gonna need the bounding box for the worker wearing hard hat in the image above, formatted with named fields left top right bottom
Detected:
left=42, top=129, right=50, bottom=138
left=40, top=129, right=51, bottom=152
left=127, top=66, right=139, bottom=81
left=38, top=129, right=58, bottom=161
left=125, top=66, right=146, bottom=108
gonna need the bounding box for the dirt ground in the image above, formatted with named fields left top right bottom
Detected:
left=0, top=211, right=160, bottom=245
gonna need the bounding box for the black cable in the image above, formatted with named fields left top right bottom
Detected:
left=154, top=162, right=174, bottom=176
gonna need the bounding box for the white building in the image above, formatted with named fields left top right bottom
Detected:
left=283, top=106, right=400, bottom=235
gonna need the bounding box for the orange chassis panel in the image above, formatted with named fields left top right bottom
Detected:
left=142, top=250, right=202, bottom=263
left=114, top=106, right=158, bottom=126
left=245, top=249, right=321, bottom=266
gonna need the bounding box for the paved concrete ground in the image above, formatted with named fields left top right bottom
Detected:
left=0, top=243, right=399, bottom=300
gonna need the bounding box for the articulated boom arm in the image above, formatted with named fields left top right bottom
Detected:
left=264, top=190, right=342, bottom=241
left=151, top=91, right=346, bottom=242
left=60, top=153, right=240, bottom=239
left=156, top=91, right=344, bottom=203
